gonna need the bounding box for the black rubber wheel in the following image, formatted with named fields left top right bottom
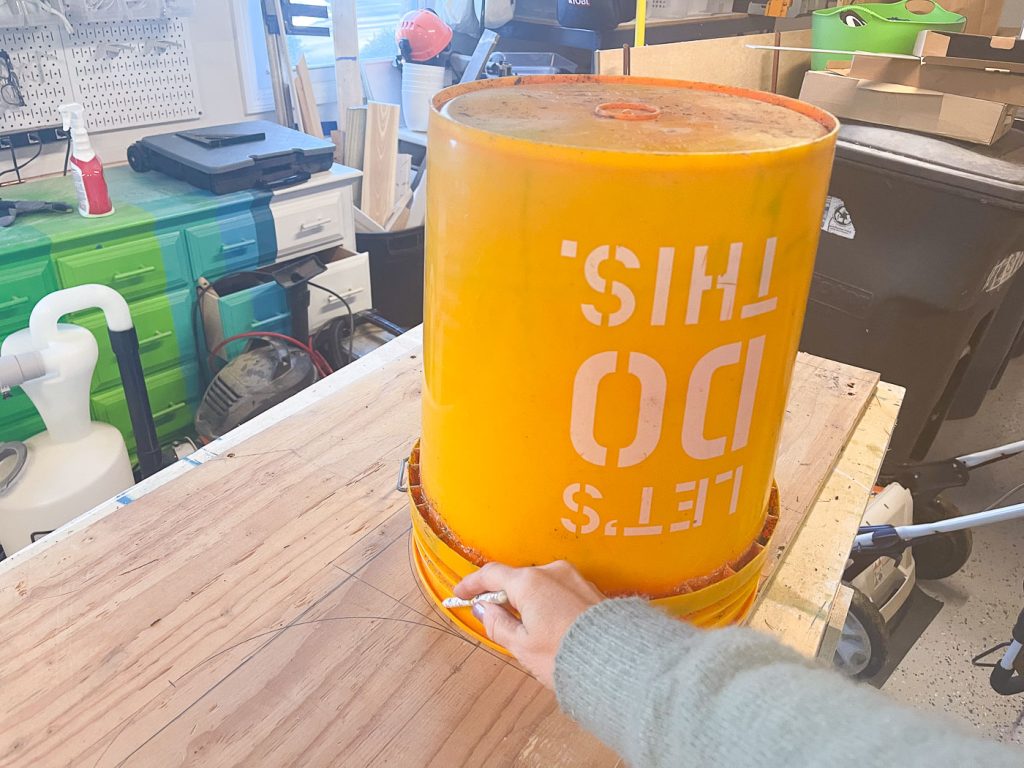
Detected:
left=834, top=584, right=890, bottom=680
left=126, top=143, right=150, bottom=173
left=911, top=495, right=973, bottom=580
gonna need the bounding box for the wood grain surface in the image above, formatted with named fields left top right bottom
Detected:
left=0, top=344, right=890, bottom=767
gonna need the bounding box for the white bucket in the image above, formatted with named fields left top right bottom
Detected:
left=402, top=63, right=446, bottom=132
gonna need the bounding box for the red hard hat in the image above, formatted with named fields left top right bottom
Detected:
left=395, top=9, right=453, bottom=63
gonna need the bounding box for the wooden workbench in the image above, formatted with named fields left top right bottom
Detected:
left=0, top=328, right=902, bottom=767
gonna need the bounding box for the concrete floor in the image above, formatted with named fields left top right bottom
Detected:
left=880, top=355, right=1024, bottom=743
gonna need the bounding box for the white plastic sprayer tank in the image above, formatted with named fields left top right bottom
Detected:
left=0, top=286, right=134, bottom=555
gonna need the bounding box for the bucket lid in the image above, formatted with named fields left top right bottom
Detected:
left=836, top=122, right=1024, bottom=204
left=436, top=76, right=834, bottom=154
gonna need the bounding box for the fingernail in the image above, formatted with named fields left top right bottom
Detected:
left=472, top=603, right=485, bottom=621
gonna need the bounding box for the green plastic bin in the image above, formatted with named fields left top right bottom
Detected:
left=811, top=0, right=965, bottom=70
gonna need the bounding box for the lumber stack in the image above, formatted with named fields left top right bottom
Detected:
left=345, top=102, right=426, bottom=233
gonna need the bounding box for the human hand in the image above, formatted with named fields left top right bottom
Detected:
left=454, top=560, right=605, bottom=689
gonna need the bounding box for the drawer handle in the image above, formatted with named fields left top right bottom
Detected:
left=325, top=288, right=362, bottom=304
left=152, top=402, right=187, bottom=422
left=299, top=218, right=332, bottom=233
left=113, top=266, right=157, bottom=282
left=138, top=330, right=173, bottom=349
left=220, top=239, right=257, bottom=254
left=0, top=295, right=28, bottom=312
left=251, top=312, right=291, bottom=329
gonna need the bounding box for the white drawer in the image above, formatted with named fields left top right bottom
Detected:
left=309, top=252, right=372, bottom=332
left=272, top=185, right=354, bottom=259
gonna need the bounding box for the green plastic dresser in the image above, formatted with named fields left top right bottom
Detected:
left=0, top=164, right=359, bottom=460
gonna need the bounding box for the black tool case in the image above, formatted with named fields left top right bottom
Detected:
left=126, top=120, right=336, bottom=194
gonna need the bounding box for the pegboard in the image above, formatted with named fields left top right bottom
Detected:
left=65, top=18, right=200, bottom=130
left=0, top=26, right=73, bottom=132
left=0, top=16, right=201, bottom=135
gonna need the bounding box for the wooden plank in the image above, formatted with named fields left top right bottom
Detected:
left=0, top=341, right=891, bottom=767
left=344, top=105, right=368, bottom=206
left=292, top=73, right=309, bottom=134
left=394, top=153, right=412, bottom=202
left=407, top=166, right=427, bottom=227
left=750, top=382, right=904, bottom=658
left=295, top=55, right=324, bottom=138
left=760, top=354, right=880, bottom=590
left=595, top=30, right=814, bottom=98
left=390, top=206, right=411, bottom=232
left=361, top=101, right=400, bottom=226
left=332, top=0, right=364, bottom=118
left=459, top=29, right=500, bottom=84
left=330, top=129, right=345, bottom=163
left=384, top=190, right=412, bottom=231
left=817, top=584, right=855, bottom=664
left=354, top=205, right=385, bottom=234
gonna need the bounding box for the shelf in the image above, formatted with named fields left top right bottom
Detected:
left=495, top=13, right=779, bottom=51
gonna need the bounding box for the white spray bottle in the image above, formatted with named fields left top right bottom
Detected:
left=58, top=103, right=114, bottom=218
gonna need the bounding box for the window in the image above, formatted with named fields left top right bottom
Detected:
left=233, top=0, right=421, bottom=115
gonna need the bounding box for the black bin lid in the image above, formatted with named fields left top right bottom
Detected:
left=836, top=121, right=1024, bottom=205
left=138, top=120, right=335, bottom=175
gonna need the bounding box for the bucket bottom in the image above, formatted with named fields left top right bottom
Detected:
left=406, top=440, right=779, bottom=654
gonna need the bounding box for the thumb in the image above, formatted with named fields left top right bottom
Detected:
left=477, top=603, right=524, bottom=652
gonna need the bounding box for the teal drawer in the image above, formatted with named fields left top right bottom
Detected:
left=56, top=232, right=189, bottom=302
left=186, top=214, right=273, bottom=282
left=91, top=362, right=201, bottom=452
left=72, top=289, right=195, bottom=391
left=216, top=283, right=290, bottom=360
left=0, top=257, right=58, bottom=336
left=0, top=388, right=43, bottom=442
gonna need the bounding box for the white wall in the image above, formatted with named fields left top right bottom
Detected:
left=21, top=0, right=251, bottom=180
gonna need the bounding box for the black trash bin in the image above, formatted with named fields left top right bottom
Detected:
left=357, top=226, right=425, bottom=331
left=947, top=171, right=1024, bottom=420
left=800, top=123, right=1024, bottom=468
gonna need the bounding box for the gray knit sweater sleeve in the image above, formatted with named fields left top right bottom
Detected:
left=554, top=598, right=1023, bottom=768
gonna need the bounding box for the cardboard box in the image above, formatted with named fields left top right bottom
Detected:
left=846, top=54, right=1024, bottom=108
left=915, top=30, right=1024, bottom=65
left=799, top=70, right=1018, bottom=145
left=929, top=0, right=1005, bottom=36
left=594, top=30, right=814, bottom=98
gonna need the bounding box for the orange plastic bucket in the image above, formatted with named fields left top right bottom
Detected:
left=411, top=75, right=837, bottom=649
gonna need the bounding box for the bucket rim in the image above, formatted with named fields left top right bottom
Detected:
left=406, top=439, right=779, bottom=601
left=429, top=74, right=839, bottom=159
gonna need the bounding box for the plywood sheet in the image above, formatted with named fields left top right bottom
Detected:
left=751, top=382, right=904, bottom=657
left=0, top=340, right=888, bottom=767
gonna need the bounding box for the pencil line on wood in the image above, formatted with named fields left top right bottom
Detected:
left=117, top=571, right=366, bottom=765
